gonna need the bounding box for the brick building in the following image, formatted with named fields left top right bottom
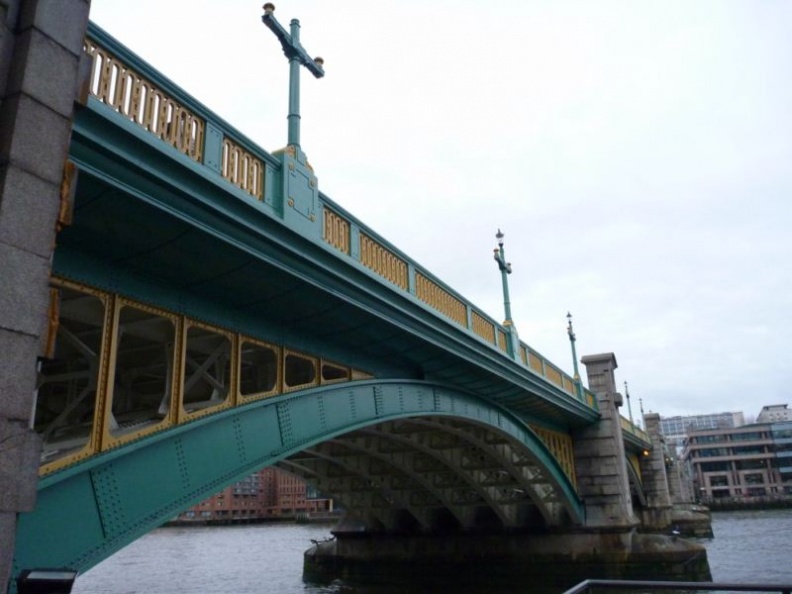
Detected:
left=178, top=467, right=333, bottom=523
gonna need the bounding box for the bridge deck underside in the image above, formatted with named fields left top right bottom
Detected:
left=280, top=417, right=574, bottom=532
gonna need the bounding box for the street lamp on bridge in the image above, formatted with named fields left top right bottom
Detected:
left=260, top=3, right=324, bottom=233
left=261, top=3, right=325, bottom=151
left=639, top=397, right=646, bottom=429
left=624, top=380, right=635, bottom=427
left=493, top=229, right=513, bottom=326
left=566, top=312, right=583, bottom=399
left=493, top=229, right=520, bottom=360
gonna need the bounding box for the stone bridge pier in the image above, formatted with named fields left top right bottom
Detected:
left=641, top=412, right=713, bottom=537
left=638, top=412, right=674, bottom=529
left=578, top=355, right=712, bottom=539
left=575, top=353, right=638, bottom=531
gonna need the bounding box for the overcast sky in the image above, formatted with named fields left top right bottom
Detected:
left=88, top=1, right=791, bottom=422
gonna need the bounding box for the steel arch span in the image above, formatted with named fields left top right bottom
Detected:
left=13, top=381, right=583, bottom=578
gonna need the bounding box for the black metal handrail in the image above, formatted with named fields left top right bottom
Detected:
left=562, top=579, right=792, bottom=594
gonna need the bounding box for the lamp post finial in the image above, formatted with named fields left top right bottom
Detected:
left=566, top=312, right=583, bottom=399
left=492, top=228, right=519, bottom=359
left=261, top=5, right=324, bottom=150
left=624, top=380, right=635, bottom=426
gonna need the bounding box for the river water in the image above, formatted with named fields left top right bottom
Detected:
left=72, top=509, right=792, bottom=593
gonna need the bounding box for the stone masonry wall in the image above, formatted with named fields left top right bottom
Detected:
left=573, top=353, right=637, bottom=529
left=638, top=412, right=673, bottom=529
left=0, top=0, right=89, bottom=588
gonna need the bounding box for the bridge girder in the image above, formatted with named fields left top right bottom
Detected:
left=13, top=381, right=582, bottom=578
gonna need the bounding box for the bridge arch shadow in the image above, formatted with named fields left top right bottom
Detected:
left=626, top=454, right=648, bottom=509
left=14, top=380, right=582, bottom=577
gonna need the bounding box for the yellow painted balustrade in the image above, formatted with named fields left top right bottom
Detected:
left=415, top=273, right=467, bottom=327
left=360, top=233, right=409, bottom=290
left=84, top=40, right=204, bottom=162
left=222, top=138, right=264, bottom=199
left=562, top=376, right=577, bottom=396
left=519, top=344, right=529, bottom=365
left=497, top=328, right=509, bottom=353
left=528, top=349, right=544, bottom=375
left=471, top=310, right=496, bottom=346
left=544, top=364, right=563, bottom=390
left=323, top=209, right=351, bottom=254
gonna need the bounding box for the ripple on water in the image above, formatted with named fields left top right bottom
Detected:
left=701, top=508, right=792, bottom=584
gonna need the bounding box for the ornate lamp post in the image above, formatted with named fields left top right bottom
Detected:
left=624, top=380, right=635, bottom=427
left=260, top=3, right=324, bottom=232
left=493, top=229, right=513, bottom=325
left=639, top=397, right=645, bottom=429
left=261, top=3, right=324, bottom=151
left=493, top=229, right=519, bottom=359
left=566, top=312, right=583, bottom=399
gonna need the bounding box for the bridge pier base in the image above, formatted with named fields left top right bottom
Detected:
left=305, top=528, right=711, bottom=590
left=302, top=352, right=713, bottom=587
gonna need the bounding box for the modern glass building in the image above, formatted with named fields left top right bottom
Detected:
left=772, top=421, right=792, bottom=488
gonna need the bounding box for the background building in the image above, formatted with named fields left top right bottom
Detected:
left=773, top=422, right=792, bottom=488
left=757, top=404, right=792, bottom=423
left=682, top=420, right=792, bottom=505
left=177, top=468, right=334, bottom=523
left=660, top=411, right=745, bottom=454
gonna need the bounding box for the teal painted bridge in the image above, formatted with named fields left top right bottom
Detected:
left=12, top=21, right=653, bottom=582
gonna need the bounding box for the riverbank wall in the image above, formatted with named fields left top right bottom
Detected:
left=702, top=497, right=792, bottom=512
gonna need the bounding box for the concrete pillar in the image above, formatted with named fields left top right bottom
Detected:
left=0, top=0, right=89, bottom=588
left=638, top=413, right=673, bottom=529
left=573, top=353, right=637, bottom=529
